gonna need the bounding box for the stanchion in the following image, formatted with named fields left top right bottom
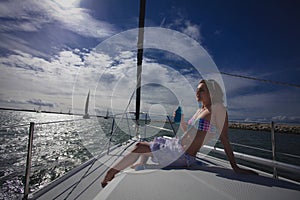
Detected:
left=23, top=122, right=34, bottom=199
left=271, top=121, right=278, bottom=179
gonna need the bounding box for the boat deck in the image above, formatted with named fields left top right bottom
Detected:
left=30, top=140, right=300, bottom=200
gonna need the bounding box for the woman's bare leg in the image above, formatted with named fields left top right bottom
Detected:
left=101, top=142, right=152, bottom=187
left=131, top=154, right=149, bottom=169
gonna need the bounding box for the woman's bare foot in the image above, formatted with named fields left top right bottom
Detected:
left=101, top=168, right=120, bottom=188
left=101, top=181, right=108, bottom=188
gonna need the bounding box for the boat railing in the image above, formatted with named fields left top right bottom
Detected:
left=201, top=145, right=300, bottom=176
left=229, top=142, right=300, bottom=160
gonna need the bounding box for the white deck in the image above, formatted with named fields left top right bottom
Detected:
left=30, top=140, right=300, bottom=200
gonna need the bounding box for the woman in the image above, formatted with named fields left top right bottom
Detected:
left=101, top=79, right=257, bottom=187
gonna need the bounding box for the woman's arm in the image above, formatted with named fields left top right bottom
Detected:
left=180, top=114, right=188, bottom=132
left=220, top=112, right=258, bottom=175
left=219, top=112, right=238, bottom=170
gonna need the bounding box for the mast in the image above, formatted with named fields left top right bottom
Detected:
left=135, top=0, right=146, bottom=125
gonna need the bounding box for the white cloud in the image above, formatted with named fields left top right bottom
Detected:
left=56, top=50, right=84, bottom=67
left=181, top=21, right=202, bottom=41
left=41, top=0, right=115, bottom=38
left=222, top=73, right=258, bottom=94
left=227, top=86, right=300, bottom=122
left=53, top=0, right=81, bottom=8
left=0, top=0, right=115, bottom=38
left=0, top=50, right=85, bottom=111
left=0, top=48, right=144, bottom=114
left=271, top=115, right=300, bottom=123
left=0, top=1, right=49, bottom=31
left=0, top=34, right=49, bottom=58
left=163, top=13, right=202, bottom=42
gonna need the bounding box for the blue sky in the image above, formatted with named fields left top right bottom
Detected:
left=0, top=0, right=299, bottom=123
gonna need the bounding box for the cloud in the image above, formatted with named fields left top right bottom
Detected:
left=222, top=72, right=258, bottom=95
left=0, top=34, right=49, bottom=58
left=0, top=48, right=143, bottom=114
left=181, top=21, right=202, bottom=41
left=0, top=1, right=49, bottom=32
left=214, top=30, right=222, bottom=36
left=56, top=50, right=84, bottom=67
left=0, top=49, right=86, bottom=111
left=226, top=81, right=300, bottom=122
left=163, top=15, right=202, bottom=42
left=39, top=0, right=115, bottom=38
left=271, top=116, right=300, bottom=123
left=0, top=0, right=115, bottom=38
left=217, top=68, right=300, bottom=122
left=0, top=50, right=46, bottom=72
left=27, top=99, right=55, bottom=108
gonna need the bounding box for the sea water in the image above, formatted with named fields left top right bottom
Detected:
left=0, top=110, right=113, bottom=199
left=0, top=110, right=299, bottom=199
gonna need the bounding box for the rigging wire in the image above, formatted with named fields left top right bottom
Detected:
left=220, top=71, right=300, bottom=89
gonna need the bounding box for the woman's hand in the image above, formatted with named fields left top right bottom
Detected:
left=233, top=166, right=259, bottom=175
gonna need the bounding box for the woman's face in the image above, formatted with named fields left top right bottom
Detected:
left=196, top=83, right=209, bottom=103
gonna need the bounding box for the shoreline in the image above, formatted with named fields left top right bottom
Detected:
left=229, top=122, right=300, bottom=135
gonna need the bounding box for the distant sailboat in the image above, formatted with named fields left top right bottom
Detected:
left=37, top=105, right=42, bottom=113
left=83, top=90, right=90, bottom=119
left=104, top=108, right=109, bottom=119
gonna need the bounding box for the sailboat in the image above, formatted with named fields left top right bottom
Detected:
left=24, top=0, right=300, bottom=199
left=36, top=105, right=42, bottom=113
left=104, top=108, right=109, bottom=119
left=83, top=90, right=90, bottom=119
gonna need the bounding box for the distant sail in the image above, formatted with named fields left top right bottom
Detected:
left=104, top=108, right=109, bottom=119
left=83, top=90, right=90, bottom=119
left=37, top=105, right=42, bottom=113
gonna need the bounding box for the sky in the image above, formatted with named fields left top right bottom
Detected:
left=0, top=0, right=300, bottom=123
